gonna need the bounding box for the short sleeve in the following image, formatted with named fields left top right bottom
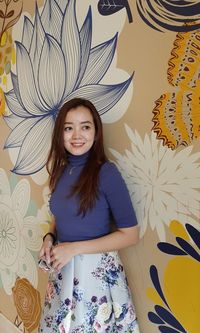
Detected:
left=100, top=162, right=138, bottom=228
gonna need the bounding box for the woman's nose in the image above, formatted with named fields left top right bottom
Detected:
left=72, top=128, right=81, bottom=139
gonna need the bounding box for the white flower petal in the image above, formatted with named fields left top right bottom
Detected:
left=4, top=118, right=39, bottom=148
left=18, top=250, right=38, bottom=288
left=16, top=42, right=49, bottom=115
left=62, top=0, right=81, bottom=95
left=3, top=114, right=22, bottom=130
left=29, top=5, right=46, bottom=74
left=155, top=221, right=166, bottom=242
left=11, top=179, right=30, bottom=218
left=5, top=89, right=29, bottom=118
left=13, top=116, right=54, bottom=175
left=80, top=34, right=117, bottom=86
left=76, top=7, right=92, bottom=86
left=38, top=34, right=66, bottom=107
left=41, top=0, right=63, bottom=42
left=0, top=169, right=11, bottom=197
left=22, top=216, right=42, bottom=251
left=21, top=16, right=34, bottom=51
left=56, top=0, right=68, bottom=13
left=11, top=72, right=26, bottom=108
left=0, top=203, right=20, bottom=267
left=68, top=77, right=133, bottom=115
left=1, top=269, right=16, bottom=295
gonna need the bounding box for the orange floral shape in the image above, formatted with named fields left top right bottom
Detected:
left=167, top=29, right=200, bottom=89
left=152, top=27, right=200, bottom=149
left=12, top=278, right=41, bottom=332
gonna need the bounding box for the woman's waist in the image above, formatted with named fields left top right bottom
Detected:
left=57, top=231, right=109, bottom=243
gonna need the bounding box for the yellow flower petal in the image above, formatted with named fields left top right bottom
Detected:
left=0, top=31, right=8, bottom=47
left=146, top=287, right=166, bottom=307
left=0, top=87, right=6, bottom=116
left=169, top=220, right=190, bottom=240
left=164, top=257, right=200, bottom=333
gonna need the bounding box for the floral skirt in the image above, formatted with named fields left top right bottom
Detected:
left=39, top=251, right=140, bottom=333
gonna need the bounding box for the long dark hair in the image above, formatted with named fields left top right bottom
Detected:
left=46, top=98, right=108, bottom=215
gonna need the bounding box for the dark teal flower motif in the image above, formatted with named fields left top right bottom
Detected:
left=136, top=0, right=200, bottom=32
left=4, top=0, right=133, bottom=175
left=157, top=224, right=200, bottom=262
left=148, top=266, right=187, bottom=333
left=98, top=0, right=133, bottom=23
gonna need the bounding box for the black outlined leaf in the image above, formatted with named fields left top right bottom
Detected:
left=157, top=243, right=187, bottom=256
left=150, top=266, right=169, bottom=308
left=155, top=305, right=187, bottom=332
left=0, top=10, right=5, bottom=18
left=185, top=224, right=200, bottom=250
left=148, top=311, right=165, bottom=324
left=5, top=10, right=14, bottom=18
left=98, top=0, right=133, bottom=23
left=4, top=5, right=23, bottom=32
left=176, top=237, right=200, bottom=262
left=159, top=326, right=186, bottom=333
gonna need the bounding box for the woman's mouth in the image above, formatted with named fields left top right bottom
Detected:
left=71, top=142, right=85, bottom=147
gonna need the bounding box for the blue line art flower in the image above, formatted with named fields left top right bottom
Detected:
left=3, top=0, right=133, bottom=176
left=110, top=125, right=200, bottom=240
left=0, top=168, right=42, bottom=294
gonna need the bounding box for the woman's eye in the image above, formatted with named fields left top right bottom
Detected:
left=82, top=125, right=90, bottom=130
left=64, top=126, right=73, bottom=132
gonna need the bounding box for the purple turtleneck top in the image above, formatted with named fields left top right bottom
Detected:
left=50, top=152, right=138, bottom=242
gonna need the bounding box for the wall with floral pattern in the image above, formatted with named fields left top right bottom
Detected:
left=0, top=1, right=199, bottom=332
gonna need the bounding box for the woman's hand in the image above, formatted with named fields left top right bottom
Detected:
left=39, top=235, right=54, bottom=269
left=50, top=242, right=77, bottom=271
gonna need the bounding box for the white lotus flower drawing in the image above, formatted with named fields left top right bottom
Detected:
left=110, top=125, right=200, bottom=241
left=0, top=168, right=42, bottom=294
left=3, top=0, right=133, bottom=175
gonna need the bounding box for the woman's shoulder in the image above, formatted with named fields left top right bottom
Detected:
left=99, top=161, right=123, bottom=185
left=100, top=160, right=119, bottom=174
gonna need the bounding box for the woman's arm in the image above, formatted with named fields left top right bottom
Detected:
left=39, top=217, right=57, bottom=265
left=51, top=225, right=139, bottom=271
left=75, top=225, right=139, bottom=255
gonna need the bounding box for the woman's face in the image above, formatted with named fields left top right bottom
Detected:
left=63, top=106, right=96, bottom=155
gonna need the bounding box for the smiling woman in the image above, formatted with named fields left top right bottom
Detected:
left=38, top=98, right=140, bottom=332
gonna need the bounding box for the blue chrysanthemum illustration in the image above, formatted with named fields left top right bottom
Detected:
left=4, top=0, right=133, bottom=175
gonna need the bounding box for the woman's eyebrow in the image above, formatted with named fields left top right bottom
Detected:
left=64, top=121, right=93, bottom=124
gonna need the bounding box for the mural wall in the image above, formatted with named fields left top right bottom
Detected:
left=0, top=0, right=200, bottom=332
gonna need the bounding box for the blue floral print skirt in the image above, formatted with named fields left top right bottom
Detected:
left=39, top=251, right=140, bottom=333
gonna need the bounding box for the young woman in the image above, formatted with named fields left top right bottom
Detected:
left=39, top=98, right=140, bottom=333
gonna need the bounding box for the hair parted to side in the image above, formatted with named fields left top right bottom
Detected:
left=46, top=97, right=108, bottom=215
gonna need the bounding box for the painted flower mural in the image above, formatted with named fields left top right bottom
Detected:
left=136, top=0, right=200, bottom=32
left=36, top=186, right=52, bottom=234
left=0, top=168, right=42, bottom=294
left=152, top=27, right=200, bottom=149
left=3, top=0, right=133, bottom=176
left=110, top=125, right=200, bottom=240
left=147, top=221, right=200, bottom=333
left=12, top=277, right=41, bottom=332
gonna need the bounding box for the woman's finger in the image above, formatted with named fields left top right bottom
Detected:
left=45, top=247, right=51, bottom=264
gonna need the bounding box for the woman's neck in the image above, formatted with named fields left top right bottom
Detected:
left=67, top=151, right=90, bottom=167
